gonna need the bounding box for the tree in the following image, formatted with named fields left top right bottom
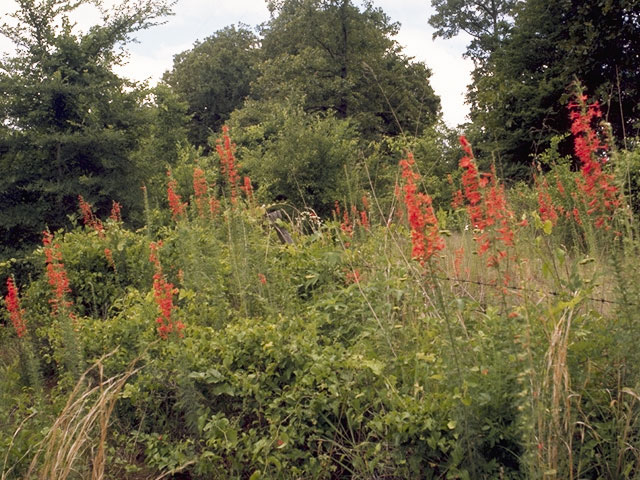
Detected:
left=429, top=0, right=521, bottom=59
left=474, top=0, right=640, bottom=176
left=163, top=25, right=260, bottom=148
left=433, top=0, right=640, bottom=178
left=229, top=98, right=360, bottom=216
left=255, top=0, right=440, bottom=139
left=0, top=0, right=173, bottom=256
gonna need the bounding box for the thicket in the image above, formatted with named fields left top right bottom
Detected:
left=2, top=0, right=640, bottom=478
left=1, top=89, right=640, bottom=478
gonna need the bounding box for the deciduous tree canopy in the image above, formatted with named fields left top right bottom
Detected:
left=431, top=0, right=640, bottom=178
left=163, top=25, right=260, bottom=148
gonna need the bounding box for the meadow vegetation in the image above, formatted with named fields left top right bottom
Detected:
left=2, top=0, right=640, bottom=478
left=2, top=87, right=640, bottom=479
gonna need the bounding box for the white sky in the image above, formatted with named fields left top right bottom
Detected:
left=0, top=0, right=473, bottom=126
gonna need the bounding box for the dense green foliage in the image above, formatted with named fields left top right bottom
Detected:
left=431, top=0, right=640, bottom=177
left=2, top=125, right=640, bottom=477
left=163, top=25, right=260, bottom=148
left=2, top=0, right=640, bottom=478
left=0, top=0, right=174, bottom=256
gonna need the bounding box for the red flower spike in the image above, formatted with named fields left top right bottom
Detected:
left=241, top=176, right=253, bottom=200
left=399, top=153, right=445, bottom=265
left=456, top=138, right=515, bottom=266
left=110, top=201, right=122, bottom=222
left=166, top=173, right=187, bottom=220
left=42, top=231, right=73, bottom=316
left=569, top=92, right=621, bottom=229
left=5, top=277, right=27, bottom=338
left=193, top=167, right=208, bottom=218
left=216, top=126, right=240, bottom=203
left=78, top=195, right=104, bottom=237
left=148, top=242, right=183, bottom=339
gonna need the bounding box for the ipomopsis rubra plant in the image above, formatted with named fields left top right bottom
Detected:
left=149, top=241, right=183, bottom=339
left=77, top=196, right=120, bottom=271
left=332, top=198, right=370, bottom=240
left=43, top=230, right=84, bottom=376
left=568, top=90, right=622, bottom=231
left=5, top=276, right=27, bottom=338
left=397, top=152, right=445, bottom=266
left=453, top=137, right=517, bottom=275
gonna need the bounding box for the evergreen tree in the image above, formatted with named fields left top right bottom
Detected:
left=0, top=0, right=173, bottom=256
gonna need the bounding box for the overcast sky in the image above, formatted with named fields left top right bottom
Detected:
left=0, top=0, right=473, bottom=126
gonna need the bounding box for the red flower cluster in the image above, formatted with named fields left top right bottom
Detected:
left=345, top=269, right=360, bottom=284
left=78, top=195, right=104, bottom=237
left=216, top=126, right=240, bottom=203
left=193, top=167, right=208, bottom=218
left=149, top=241, right=183, bottom=339
left=209, top=197, right=221, bottom=217
left=5, top=277, right=27, bottom=338
left=399, top=153, right=444, bottom=265
left=43, top=231, right=73, bottom=315
left=104, top=248, right=116, bottom=271
left=166, top=172, right=187, bottom=220
left=536, top=177, right=559, bottom=226
left=241, top=176, right=253, bottom=200
left=455, top=137, right=514, bottom=266
left=110, top=201, right=122, bottom=223
left=360, top=195, right=370, bottom=230
left=333, top=201, right=370, bottom=238
left=569, top=93, right=621, bottom=229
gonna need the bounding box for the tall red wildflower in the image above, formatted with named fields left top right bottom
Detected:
left=110, top=201, right=122, bottom=222
left=104, top=248, right=116, bottom=270
left=193, top=167, right=208, bottom=218
left=534, top=176, right=559, bottom=226
left=43, top=231, right=73, bottom=315
left=341, top=208, right=353, bottom=237
left=216, top=126, right=239, bottom=203
left=78, top=195, right=104, bottom=236
left=399, top=153, right=444, bottom=265
left=166, top=172, right=187, bottom=220
left=568, top=91, right=621, bottom=229
left=241, top=176, right=253, bottom=200
left=457, top=137, right=514, bottom=266
left=149, top=242, right=183, bottom=339
left=360, top=195, right=370, bottom=230
left=5, top=277, right=27, bottom=338
left=209, top=197, right=220, bottom=218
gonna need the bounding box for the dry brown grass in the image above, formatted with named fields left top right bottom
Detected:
left=26, top=349, right=143, bottom=480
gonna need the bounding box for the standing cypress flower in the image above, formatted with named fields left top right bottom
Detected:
left=341, top=208, right=353, bottom=237
left=149, top=242, right=183, bottom=339
left=568, top=91, right=621, bottom=229
left=457, top=137, right=514, bottom=267
left=216, top=126, right=240, bottom=203
left=536, top=177, right=559, bottom=226
left=399, top=153, right=444, bottom=265
left=109, top=201, right=122, bottom=222
left=166, top=171, right=187, bottom=220
left=193, top=167, right=208, bottom=218
left=241, top=176, right=253, bottom=200
left=5, top=277, right=27, bottom=338
left=43, top=230, right=73, bottom=315
left=78, top=195, right=104, bottom=236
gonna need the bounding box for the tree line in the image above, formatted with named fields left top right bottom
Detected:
left=1, top=0, right=638, bottom=259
